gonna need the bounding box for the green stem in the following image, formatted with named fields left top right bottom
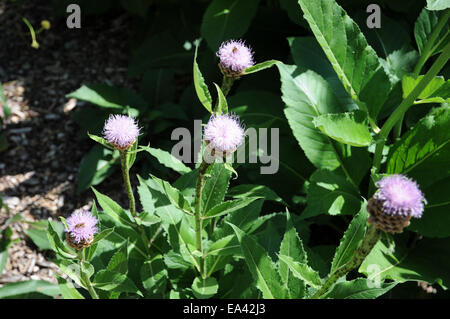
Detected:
left=119, top=150, right=150, bottom=252
left=194, top=159, right=211, bottom=278
left=119, top=150, right=136, bottom=216
left=311, top=224, right=382, bottom=299
left=221, top=75, right=234, bottom=97
left=78, top=250, right=99, bottom=299
left=372, top=41, right=450, bottom=176
left=394, top=9, right=450, bottom=138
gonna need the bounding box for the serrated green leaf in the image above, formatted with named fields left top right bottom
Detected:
left=202, top=163, right=232, bottom=215
left=92, top=187, right=134, bottom=227
left=228, top=223, right=285, bottom=298
left=56, top=276, right=85, bottom=299
left=93, top=270, right=142, bottom=296
left=203, top=197, right=260, bottom=219
left=205, top=235, right=240, bottom=257
left=279, top=210, right=307, bottom=298
left=47, top=222, right=76, bottom=259
left=150, top=174, right=193, bottom=215
left=243, top=60, right=279, bottom=75
left=313, top=111, right=373, bottom=147
left=107, top=241, right=128, bottom=275
left=228, top=184, right=286, bottom=205
left=297, top=0, right=392, bottom=120
left=414, top=8, right=450, bottom=56
left=278, top=254, right=322, bottom=289
left=330, top=202, right=368, bottom=273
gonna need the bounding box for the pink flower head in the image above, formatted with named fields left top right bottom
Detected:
left=66, top=210, right=98, bottom=244
left=204, top=113, right=245, bottom=153
left=374, top=174, right=426, bottom=218
left=217, top=39, right=254, bottom=76
left=103, top=114, right=140, bottom=150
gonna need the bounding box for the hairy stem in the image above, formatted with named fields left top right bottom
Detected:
left=194, top=159, right=211, bottom=278
left=311, top=224, right=382, bottom=299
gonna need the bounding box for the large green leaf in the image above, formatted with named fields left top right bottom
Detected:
left=313, top=110, right=373, bottom=147
left=277, top=64, right=345, bottom=170
left=227, top=184, right=286, bottom=205
left=297, top=0, right=392, bottom=120
left=360, top=235, right=450, bottom=289
left=93, top=270, right=142, bottom=296
left=279, top=210, right=307, bottom=298
left=229, top=223, right=285, bottom=298
left=387, top=105, right=450, bottom=188
left=150, top=174, right=193, bottom=215
left=200, top=0, right=260, bottom=51
left=92, top=187, right=134, bottom=227
left=193, top=42, right=213, bottom=113
left=330, top=203, right=368, bottom=273
left=323, top=278, right=397, bottom=299
left=141, top=146, right=191, bottom=174
left=301, top=169, right=361, bottom=219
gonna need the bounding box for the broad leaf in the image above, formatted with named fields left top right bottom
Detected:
left=313, top=110, right=373, bottom=147
left=202, top=163, right=232, bottom=215
left=227, top=184, right=286, bottom=205
left=297, top=0, right=392, bottom=120
left=92, top=187, right=134, bottom=227
left=150, top=175, right=193, bottom=215
left=0, top=280, right=60, bottom=299
left=301, top=169, right=361, bottom=219
left=141, top=255, right=168, bottom=297
left=243, top=60, right=279, bottom=75
left=203, top=197, right=260, bottom=219
left=402, top=75, right=450, bottom=104
left=94, top=270, right=142, bottom=296
left=414, top=8, right=450, bottom=56
left=193, top=42, right=213, bottom=113
left=141, top=146, right=191, bottom=174
left=426, top=0, right=450, bottom=10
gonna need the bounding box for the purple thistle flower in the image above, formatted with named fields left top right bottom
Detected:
left=66, top=210, right=98, bottom=244
left=103, top=114, right=140, bottom=150
left=216, top=39, right=254, bottom=76
left=204, top=113, right=245, bottom=153
left=374, top=174, right=426, bottom=218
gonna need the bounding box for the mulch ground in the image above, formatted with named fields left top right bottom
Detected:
left=0, top=0, right=138, bottom=286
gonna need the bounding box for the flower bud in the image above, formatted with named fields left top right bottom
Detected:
left=367, top=174, right=426, bottom=234
left=216, top=40, right=254, bottom=78
left=65, top=210, right=98, bottom=249
left=103, top=114, right=140, bottom=150
left=41, top=20, right=51, bottom=30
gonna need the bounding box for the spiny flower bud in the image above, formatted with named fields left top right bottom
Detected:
left=367, top=174, right=426, bottom=234
left=65, top=210, right=98, bottom=249
left=103, top=114, right=140, bottom=150
left=217, top=39, right=254, bottom=78
left=204, top=113, right=245, bottom=158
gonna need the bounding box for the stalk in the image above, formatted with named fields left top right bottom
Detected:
left=194, top=159, right=211, bottom=278
left=119, top=150, right=136, bottom=216
left=78, top=250, right=99, bottom=299
left=372, top=42, right=450, bottom=176
left=311, top=224, right=382, bottom=299
left=394, top=9, right=450, bottom=138
left=119, top=149, right=149, bottom=251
